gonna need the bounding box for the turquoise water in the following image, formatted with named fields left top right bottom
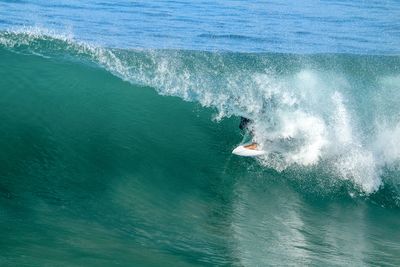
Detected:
left=1, top=1, right=400, bottom=266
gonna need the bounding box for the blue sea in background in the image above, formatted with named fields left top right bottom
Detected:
left=1, top=0, right=399, bottom=53
left=0, top=1, right=400, bottom=266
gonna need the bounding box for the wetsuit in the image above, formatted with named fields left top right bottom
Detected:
left=239, top=117, right=254, bottom=144
left=239, top=117, right=252, bottom=131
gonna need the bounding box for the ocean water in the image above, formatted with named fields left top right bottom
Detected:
left=0, top=1, right=400, bottom=266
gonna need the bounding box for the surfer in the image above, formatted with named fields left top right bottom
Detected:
left=239, top=117, right=252, bottom=132
left=239, top=117, right=258, bottom=150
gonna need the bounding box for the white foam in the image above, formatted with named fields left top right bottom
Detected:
left=334, top=149, right=381, bottom=193
left=374, top=122, right=400, bottom=165
left=331, top=91, right=353, bottom=145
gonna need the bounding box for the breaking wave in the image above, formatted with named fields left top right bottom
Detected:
left=1, top=28, right=400, bottom=197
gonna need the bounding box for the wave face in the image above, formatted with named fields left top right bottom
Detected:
left=3, top=30, right=399, bottom=194
left=1, top=30, right=400, bottom=266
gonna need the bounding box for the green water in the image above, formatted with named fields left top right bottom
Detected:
left=1, top=44, right=400, bottom=266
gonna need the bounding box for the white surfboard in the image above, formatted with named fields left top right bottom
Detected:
left=232, top=144, right=266, bottom=157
